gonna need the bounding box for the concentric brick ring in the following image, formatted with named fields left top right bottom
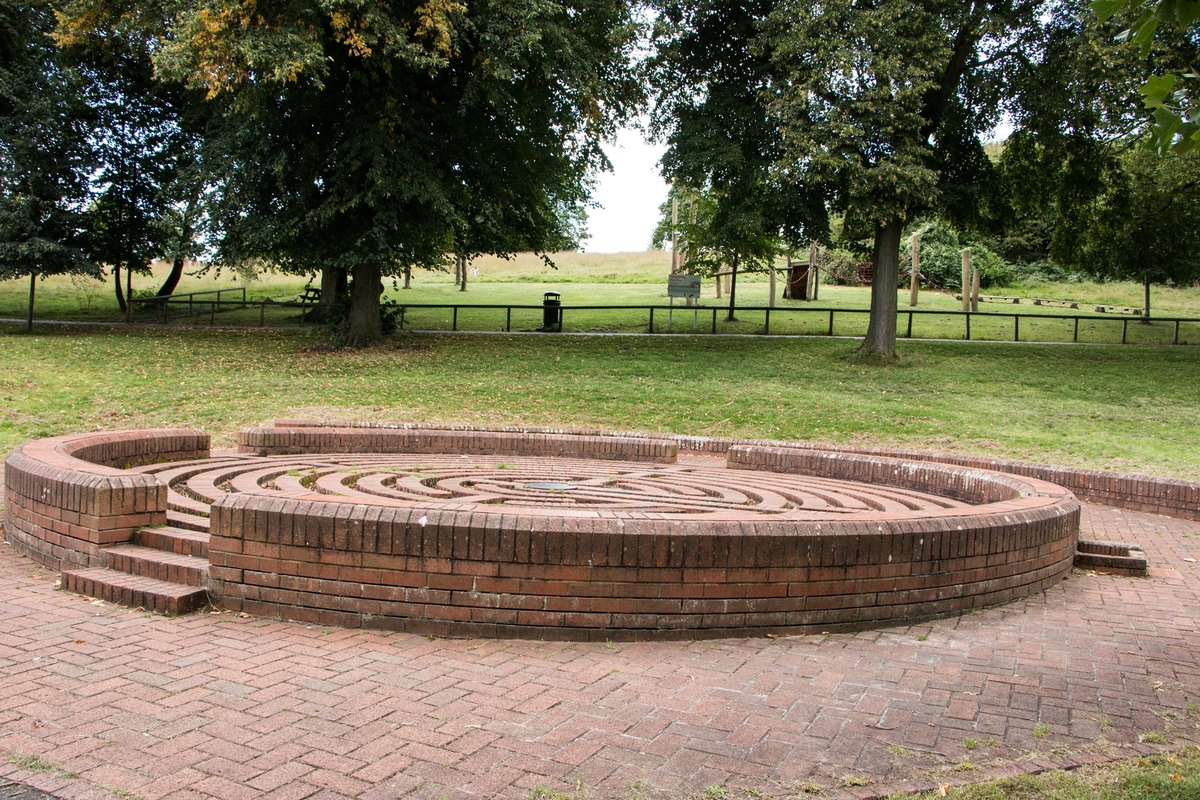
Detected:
left=3, top=425, right=1083, bottom=641
left=147, top=454, right=972, bottom=518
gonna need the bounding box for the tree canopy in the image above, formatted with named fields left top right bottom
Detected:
left=0, top=0, right=94, bottom=287
left=648, top=0, right=827, bottom=319
left=759, top=0, right=1033, bottom=357
left=85, top=0, right=643, bottom=345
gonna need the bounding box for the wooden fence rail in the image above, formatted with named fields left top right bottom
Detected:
left=124, top=297, right=1200, bottom=345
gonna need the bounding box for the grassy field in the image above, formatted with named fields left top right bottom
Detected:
left=1, top=324, right=1198, bottom=478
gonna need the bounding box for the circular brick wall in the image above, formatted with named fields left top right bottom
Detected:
left=197, top=427, right=1080, bottom=639
left=4, top=425, right=1083, bottom=640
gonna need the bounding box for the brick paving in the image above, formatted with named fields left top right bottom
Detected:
left=1, top=503, right=1198, bottom=800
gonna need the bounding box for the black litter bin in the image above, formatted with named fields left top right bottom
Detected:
left=541, top=291, right=562, bottom=331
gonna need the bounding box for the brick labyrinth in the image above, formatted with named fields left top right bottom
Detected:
left=3, top=426, right=1081, bottom=639
left=152, top=454, right=971, bottom=517
left=1, top=425, right=1199, bottom=798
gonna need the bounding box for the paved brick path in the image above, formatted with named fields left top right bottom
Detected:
left=2, top=503, right=1198, bottom=800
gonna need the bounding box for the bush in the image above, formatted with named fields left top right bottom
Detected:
left=908, top=221, right=1014, bottom=290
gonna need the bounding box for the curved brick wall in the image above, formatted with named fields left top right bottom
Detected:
left=238, top=426, right=677, bottom=462
left=204, top=426, right=1081, bottom=640
left=276, top=420, right=1200, bottom=521
left=4, top=430, right=209, bottom=569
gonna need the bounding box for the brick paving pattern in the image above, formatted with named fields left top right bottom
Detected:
left=1, top=503, right=1198, bottom=799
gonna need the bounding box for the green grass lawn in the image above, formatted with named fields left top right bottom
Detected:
left=1, top=325, right=1197, bottom=478
left=889, top=747, right=1200, bottom=800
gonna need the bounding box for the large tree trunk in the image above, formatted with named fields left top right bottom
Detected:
left=157, top=256, right=185, bottom=297
left=341, top=262, right=384, bottom=346
left=317, top=266, right=348, bottom=320
left=858, top=218, right=902, bottom=359
left=726, top=254, right=738, bottom=322
left=125, top=263, right=134, bottom=323
left=114, top=264, right=126, bottom=314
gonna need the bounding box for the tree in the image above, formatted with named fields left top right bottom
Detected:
left=100, top=0, right=641, bottom=346
left=763, top=0, right=1028, bottom=357
left=0, top=0, right=95, bottom=331
left=55, top=12, right=206, bottom=322
left=990, top=0, right=1196, bottom=273
left=1093, top=0, right=1200, bottom=153
left=648, top=0, right=826, bottom=322
left=1072, top=147, right=1200, bottom=317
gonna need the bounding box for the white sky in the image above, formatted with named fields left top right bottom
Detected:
left=583, top=126, right=669, bottom=253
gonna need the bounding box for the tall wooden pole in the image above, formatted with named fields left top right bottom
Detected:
left=670, top=194, right=679, bottom=273
left=909, top=236, right=920, bottom=307
left=768, top=259, right=776, bottom=308
left=26, top=272, right=36, bottom=333
left=971, top=265, right=980, bottom=312
left=960, top=250, right=971, bottom=312
left=809, top=241, right=819, bottom=301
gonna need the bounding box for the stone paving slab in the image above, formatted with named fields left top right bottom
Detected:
left=1, top=503, right=1199, bottom=800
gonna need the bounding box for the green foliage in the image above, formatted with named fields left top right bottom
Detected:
left=170, top=0, right=638, bottom=344
left=995, top=0, right=1199, bottom=286
left=1093, top=0, right=1200, bottom=153
left=1075, top=147, right=1200, bottom=288
left=0, top=0, right=94, bottom=282
left=648, top=0, right=826, bottom=289
left=57, top=11, right=205, bottom=312
left=910, top=221, right=1014, bottom=290
left=760, top=0, right=1028, bottom=355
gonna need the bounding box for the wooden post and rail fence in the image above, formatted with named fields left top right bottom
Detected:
left=122, top=290, right=1197, bottom=345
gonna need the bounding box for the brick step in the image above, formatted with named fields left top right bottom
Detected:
left=104, top=544, right=209, bottom=587
left=62, top=568, right=209, bottom=615
left=136, top=526, right=209, bottom=559
left=166, top=509, right=210, bottom=532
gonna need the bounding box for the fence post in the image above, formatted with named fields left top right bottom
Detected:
left=909, top=236, right=920, bottom=307
left=827, top=309, right=834, bottom=336
left=649, top=307, right=654, bottom=333
left=506, top=307, right=511, bottom=332
left=764, top=308, right=770, bottom=335
left=961, top=250, right=971, bottom=312
left=965, top=312, right=971, bottom=341
left=1122, top=318, right=1128, bottom=344
left=260, top=302, right=265, bottom=326
left=1074, top=317, right=1079, bottom=343
left=1175, top=320, right=1180, bottom=345
left=452, top=307, right=458, bottom=331
left=1014, top=315, right=1019, bottom=342
left=711, top=308, right=717, bottom=333
left=906, top=311, right=913, bottom=338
